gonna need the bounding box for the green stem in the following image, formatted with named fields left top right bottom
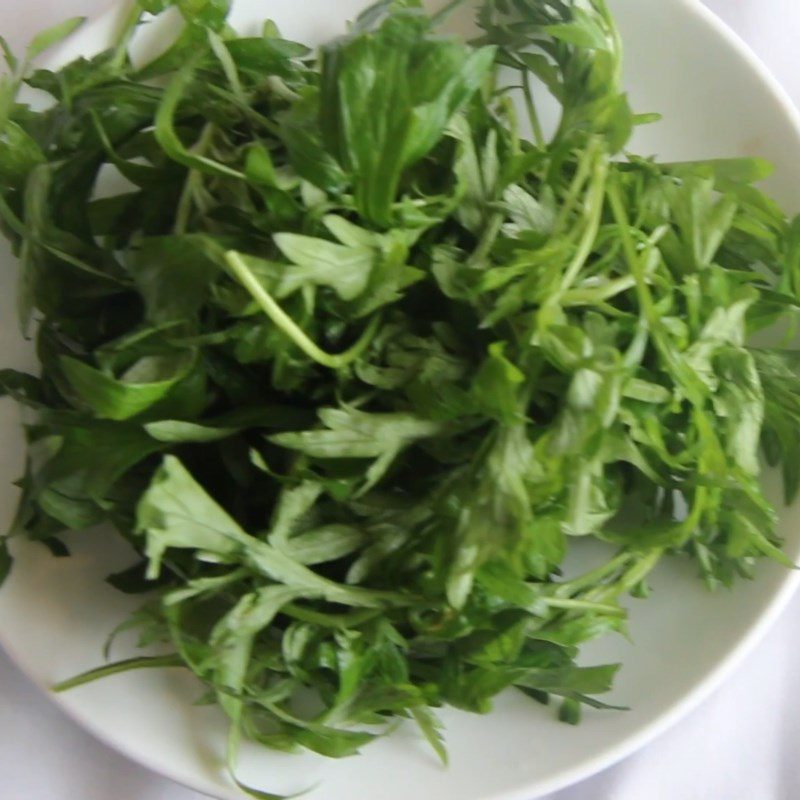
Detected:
left=225, top=251, right=380, bottom=369
left=468, top=212, right=504, bottom=268
left=543, top=597, right=625, bottom=617
left=675, top=484, right=709, bottom=547
left=156, top=64, right=245, bottom=180
left=53, top=655, right=184, bottom=693
left=109, top=2, right=144, bottom=71
left=606, top=181, right=657, bottom=320
left=282, top=603, right=382, bottom=628
left=607, top=179, right=706, bottom=406
left=174, top=122, right=216, bottom=234
left=522, top=69, right=546, bottom=149
left=500, top=94, right=522, bottom=157
left=558, top=146, right=610, bottom=293
left=553, top=139, right=597, bottom=233
left=552, top=550, right=632, bottom=598
left=590, top=548, right=663, bottom=603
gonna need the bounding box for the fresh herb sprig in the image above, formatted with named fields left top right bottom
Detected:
left=1, top=0, right=800, bottom=793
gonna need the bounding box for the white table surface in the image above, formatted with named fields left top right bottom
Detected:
left=2, top=2, right=800, bottom=799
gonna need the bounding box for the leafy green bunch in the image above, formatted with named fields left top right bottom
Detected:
left=1, top=0, right=800, bottom=790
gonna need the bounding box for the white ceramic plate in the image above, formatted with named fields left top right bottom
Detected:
left=2, top=2, right=800, bottom=799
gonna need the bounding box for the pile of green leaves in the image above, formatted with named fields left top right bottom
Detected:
left=2, top=0, right=800, bottom=789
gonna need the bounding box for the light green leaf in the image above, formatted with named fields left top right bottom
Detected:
left=144, top=420, right=237, bottom=443
left=273, top=233, right=374, bottom=300
left=271, top=408, right=446, bottom=459
left=27, top=16, right=85, bottom=60
left=61, top=353, right=194, bottom=421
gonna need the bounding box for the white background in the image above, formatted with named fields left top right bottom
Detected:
left=1, top=2, right=800, bottom=799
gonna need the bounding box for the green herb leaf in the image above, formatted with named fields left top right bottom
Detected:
left=3, top=0, right=799, bottom=772
left=27, top=16, right=85, bottom=60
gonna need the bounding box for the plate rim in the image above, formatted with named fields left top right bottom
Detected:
left=2, top=2, right=800, bottom=799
